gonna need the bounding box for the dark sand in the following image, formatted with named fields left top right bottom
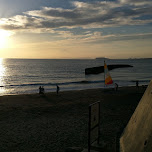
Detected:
left=0, top=86, right=146, bottom=152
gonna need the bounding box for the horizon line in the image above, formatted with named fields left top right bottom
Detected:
left=0, top=57, right=152, bottom=60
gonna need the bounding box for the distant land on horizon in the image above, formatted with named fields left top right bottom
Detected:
left=95, top=57, right=152, bottom=60
left=127, top=58, right=152, bottom=60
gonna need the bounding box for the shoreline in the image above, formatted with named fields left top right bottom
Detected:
left=0, top=86, right=146, bottom=151
left=0, top=84, right=147, bottom=97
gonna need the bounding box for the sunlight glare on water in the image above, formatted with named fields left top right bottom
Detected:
left=0, top=58, right=6, bottom=94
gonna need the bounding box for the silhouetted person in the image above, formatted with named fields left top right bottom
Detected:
left=39, top=86, right=42, bottom=94
left=39, top=86, right=44, bottom=94
left=136, top=80, right=139, bottom=89
left=115, top=83, right=118, bottom=91
left=56, top=85, right=60, bottom=95
left=41, top=86, right=45, bottom=94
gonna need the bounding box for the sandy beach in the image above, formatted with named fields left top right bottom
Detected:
left=0, top=86, right=146, bottom=152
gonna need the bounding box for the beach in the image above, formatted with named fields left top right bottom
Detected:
left=0, top=86, right=146, bottom=152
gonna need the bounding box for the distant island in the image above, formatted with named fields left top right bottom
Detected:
left=95, top=57, right=108, bottom=60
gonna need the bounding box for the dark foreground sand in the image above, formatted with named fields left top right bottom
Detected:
left=0, top=86, right=146, bottom=152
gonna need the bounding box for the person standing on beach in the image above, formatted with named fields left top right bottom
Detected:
left=39, top=86, right=45, bottom=94
left=115, top=83, right=118, bottom=91
left=136, top=80, right=139, bottom=89
left=56, top=85, right=60, bottom=95
left=41, top=86, right=45, bottom=94
left=39, top=86, right=42, bottom=94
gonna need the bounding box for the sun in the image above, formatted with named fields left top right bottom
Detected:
left=0, top=29, right=12, bottom=48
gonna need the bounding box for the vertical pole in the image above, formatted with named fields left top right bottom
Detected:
left=104, top=60, right=105, bottom=88
left=97, top=101, right=100, bottom=145
left=88, top=106, right=91, bottom=152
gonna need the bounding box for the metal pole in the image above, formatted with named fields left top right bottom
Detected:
left=97, top=101, right=100, bottom=145
left=104, top=60, right=105, bottom=88
left=88, top=106, right=91, bottom=152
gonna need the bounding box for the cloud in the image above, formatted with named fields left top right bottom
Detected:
left=87, top=32, right=152, bottom=43
left=0, top=1, right=152, bottom=32
left=25, top=7, right=81, bottom=19
left=119, top=0, right=152, bottom=4
left=47, top=30, right=152, bottom=44
left=119, top=0, right=152, bottom=7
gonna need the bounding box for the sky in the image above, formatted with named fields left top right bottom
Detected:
left=0, top=0, right=152, bottom=59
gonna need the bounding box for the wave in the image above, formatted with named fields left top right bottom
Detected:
left=3, top=79, right=150, bottom=88
left=4, top=80, right=105, bottom=88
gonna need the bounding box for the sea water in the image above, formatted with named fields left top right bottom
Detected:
left=0, top=58, right=151, bottom=95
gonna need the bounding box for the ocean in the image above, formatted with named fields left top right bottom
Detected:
left=0, top=58, right=151, bottom=95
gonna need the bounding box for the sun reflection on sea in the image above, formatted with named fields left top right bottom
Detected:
left=0, top=58, right=6, bottom=94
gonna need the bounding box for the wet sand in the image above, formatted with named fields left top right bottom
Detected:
left=0, top=86, right=146, bottom=152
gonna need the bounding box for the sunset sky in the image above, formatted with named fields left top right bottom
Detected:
left=0, top=0, right=152, bottom=59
